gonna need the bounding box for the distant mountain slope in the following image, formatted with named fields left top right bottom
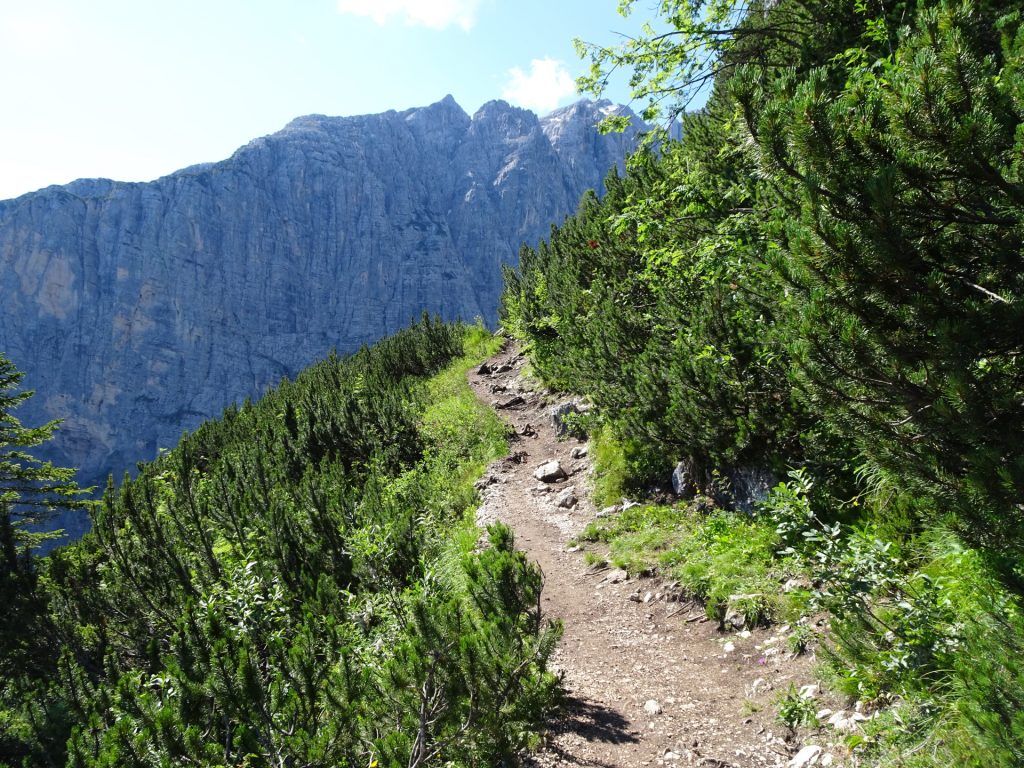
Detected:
left=0, top=97, right=641, bottom=535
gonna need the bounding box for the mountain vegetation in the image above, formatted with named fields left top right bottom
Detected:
left=505, top=0, right=1024, bottom=763
left=1, top=0, right=1021, bottom=765
left=0, top=97, right=640, bottom=531
left=0, top=319, right=561, bottom=767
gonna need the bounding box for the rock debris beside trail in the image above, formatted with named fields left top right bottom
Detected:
left=470, top=341, right=830, bottom=768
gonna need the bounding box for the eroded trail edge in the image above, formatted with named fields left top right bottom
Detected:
left=469, top=341, right=819, bottom=768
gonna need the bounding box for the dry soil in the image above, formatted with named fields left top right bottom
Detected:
left=469, top=341, right=830, bottom=768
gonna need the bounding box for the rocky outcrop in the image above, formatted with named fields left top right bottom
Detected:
left=671, top=458, right=777, bottom=514
left=0, top=97, right=641, bottom=537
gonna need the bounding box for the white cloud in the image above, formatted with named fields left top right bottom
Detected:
left=337, top=0, right=481, bottom=31
left=502, top=58, right=577, bottom=113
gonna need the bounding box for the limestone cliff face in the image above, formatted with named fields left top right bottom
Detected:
left=0, top=97, right=640, bottom=535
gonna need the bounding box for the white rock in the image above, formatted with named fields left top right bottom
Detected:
left=738, top=630, right=752, bottom=639
left=723, top=641, right=736, bottom=653
left=729, top=592, right=763, bottom=602
left=787, top=745, right=822, bottom=768
left=550, top=401, right=587, bottom=436
left=751, top=677, right=767, bottom=695
left=607, top=569, right=629, bottom=584
left=533, top=459, right=567, bottom=482
left=571, top=446, right=588, bottom=459
left=783, top=578, right=808, bottom=592
left=798, top=684, right=819, bottom=700
left=828, top=709, right=871, bottom=732
left=643, top=699, right=662, bottom=715
left=827, top=710, right=847, bottom=728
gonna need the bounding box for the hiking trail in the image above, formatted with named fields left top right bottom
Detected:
left=470, top=341, right=828, bottom=768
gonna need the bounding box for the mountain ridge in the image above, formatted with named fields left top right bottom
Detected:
left=0, top=96, right=642, bottom=537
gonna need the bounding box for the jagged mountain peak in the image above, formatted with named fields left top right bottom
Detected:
left=405, top=93, right=466, bottom=117
left=540, top=99, right=642, bottom=148
left=0, top=98, right=640, bottom=539
left=473, top=98, right=531, bottom=117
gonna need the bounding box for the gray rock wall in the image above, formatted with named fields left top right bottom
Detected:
left=0, top=97, right=640, bottom=537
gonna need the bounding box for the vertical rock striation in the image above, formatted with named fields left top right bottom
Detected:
left=0, top=97, right=641, bottom=537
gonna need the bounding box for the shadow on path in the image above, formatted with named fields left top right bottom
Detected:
left=559, top=693, right=637, bottom=745
left=531, top=692, right=639, bottom=765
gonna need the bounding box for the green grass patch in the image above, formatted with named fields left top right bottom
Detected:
left=579, top=501, right=808, bottom=625
left=663, top=510, right=791, bottom=625
left=417, top=329, right=510, bottom=511
left=386, top=324, right=513, bottom=572
left=589, top=423, right=628, bottom=508
left=587, top=421, right=674, bottom=509
left=814, top=526, right=1024, bottom=766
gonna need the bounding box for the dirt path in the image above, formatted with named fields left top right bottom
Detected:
left=470, top=341, right=824, bottom=768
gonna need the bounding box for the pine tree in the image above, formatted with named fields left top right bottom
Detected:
left=0, top=353, right=85, bottom=766
left=0, top=352, right=84, bottom=668
left=737, top=0, right=1024, bottom=546
left=0, top=354, right=84, bottom=546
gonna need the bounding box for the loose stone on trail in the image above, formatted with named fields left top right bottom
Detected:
left=533, top=459, right=567, bottom=482
left=494, top=395, right=526, bottom=409
left=554, top=486, right=578, bottom=508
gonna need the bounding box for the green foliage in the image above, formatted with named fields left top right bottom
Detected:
left=775, top=683, right=820, bottom=732
left=0, top=353, right=86, bottom=544
left=737, top=0, right=1024, bottom=551
left=552, top=0, right=1024, bottom=538
left=766, top=473, right=1024, bottom=764
left=787, top=624, right=813, bottom=656
left=574, top=0, right=844, bottom=124
left=366, top=524, right=562, bottom=768
left=579, top=502, right=805, bottom=625
left=504, top=124, right=807, bottom=491
left=589, top=424, right=628, bottom=509
left=0, top=354, right=85, bottom=767
left=509, top=0, right=1024, bottom=762
left=587, top=423, right=668, bottom=508
left=1, top=320, right=560, bottom=767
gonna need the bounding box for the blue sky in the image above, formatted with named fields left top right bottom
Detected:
left=0, top=0, right=660, bottom=199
